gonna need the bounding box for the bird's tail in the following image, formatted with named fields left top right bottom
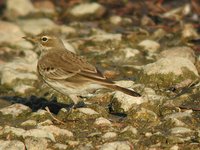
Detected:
left=105, top=84, right=141, bottom=97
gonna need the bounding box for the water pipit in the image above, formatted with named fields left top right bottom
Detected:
left=24, top=32, right=141, bottom=104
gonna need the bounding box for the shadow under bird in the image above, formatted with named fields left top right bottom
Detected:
left=23, top=32, right=141, bottom=104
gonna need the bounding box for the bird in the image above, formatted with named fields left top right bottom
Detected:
left=23, top=32, right=141, bottom=104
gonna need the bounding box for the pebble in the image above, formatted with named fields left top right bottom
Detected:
left=13, top=84, right=35, bottom=94
left=37, top=119, right=53, bottom=126
left=25, top=137, right=48, bottom=150
left=142, top=57, right=199, bottom=76
left=182, top=23, right=199, bottom=40
left=170, top=127, right=192, bottom=134
left=77, top=108, right=99, bottom=115
left=69, top=3, right=105, bottom=19
left=138, top=40, right=160, bottom=53
left=0, top=140, right=25, bottom=150
left=157, top=46, right=196, bottom=64
left=109, top=15, right=122, bottom=25
left=38, top=125, right=73, bottom=137
left=100, top=141, right=131, bottom=150
left=165, top=110, right=193, bottom=119
left=121, top=126, right=138, bottom=135
left=102, top=132, right=117, bottom=139
left=90, top=33, right=122, bottom=42
left=18, top=18, right=57, bottom=35
left=21, top=120, right=37, bottom=127
left=53, top=143, right=68, bottom=150
left=94, top=117, right=112, bottom=126
left=122, top=48, right=140, bottom=58
left=0, top=104, right=31, bottom=117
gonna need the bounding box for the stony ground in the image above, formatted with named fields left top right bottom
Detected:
left=0, top=0, right=200, bottom=150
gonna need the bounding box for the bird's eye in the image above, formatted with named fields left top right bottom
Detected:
left=41, top=36, right=48, bottom=42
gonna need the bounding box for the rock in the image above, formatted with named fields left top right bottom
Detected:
left=53, top=143, right=68, bottom=150
left=170, top=127, right=192, bottom=134
left=165, top=110, right=193, bottom=119
left=0, top=104, right=31, bottom=117
left=170, top=145, right=179, bottom=150
left=37, top=119, right=53, bottom=126
left=90, top=33, right=122, bottom=42
left=121, top=126, right=138, bottom=135
left=25, top=137, right=48, bottom=150
left=157, top=46, right=196, bottom=64
left=100, top=141, right=131, bottom=150
left=31, top=109, right=48, bottom=118
left=77, top=108, right=99, bottom=115
left=140, top=57, right=199, bottom=88
left=109, top=16, right=122, bottom=25
left=0, top=50, right=38, bottom=88
left=33, top=0, right=56, bottom=15
left=18, top=18, right=57, bottom=35
left=0, top=140, right=25, bottom=150
left=138, top=40, right=160, bottom=53
left=1, top=126, right=26, bottom=137
left=182, top=24, right=199, bottom=40
left=38, top=125, right=73, bottom=137
left=102, top=132, right=117, bottom=139
left=21, top=120, right=37, bottom=127
left=0, top=21, right=32, bottom=48
left=94, top=117, right=111, bottom=126
left=23, top=129, right=55, bottom=142
left=143, top=87, right=164, bottom=102
left=6, top=0, right=35, bottom=17
left=111, top=91, right=144, bottom=113
left=69, top=3, right=106, bottom=19
left=60, top=25, right=76, bottom=35
left=122, top=48, right=140, bottom=58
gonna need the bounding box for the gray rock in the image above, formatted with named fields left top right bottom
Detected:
left=18, top=18, right=57, bottom=35
left=25, top=137, right=48, bottom=150
left=69, top=3, right=105, bottom=19
left=0, top=140, right=25, bottom=150
left=0, top=104, right=31, bottom=117
left=100, top=141, right=131, bottom=150
left=157, top=46, right=196, bottom=64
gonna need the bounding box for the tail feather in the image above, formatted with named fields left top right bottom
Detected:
left=105, top=84, right=141, bottom=97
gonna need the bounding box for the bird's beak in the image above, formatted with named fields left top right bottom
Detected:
left=22, top=36, right=37, bottom=43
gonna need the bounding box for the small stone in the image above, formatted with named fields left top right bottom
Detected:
left=37, top=119, right=53, bottom=126
left=122, top=48, right=140, bottom=58
left=31, top=109, right=48, bottom=118
left=0, top=140, right=25, bottom=150
left=69, top=3, right=105, bottom=19
left=170, top=145, right=179, bottom=150
left=1, top=126, right=26, bottom=137
left=21, top=120, right=37, bottom=127
left=111, top=91, right=144, bottom=113
left=121, top=126, right=138, bottom=135
left=170, top=127, right=192, bottom=134
left=165, top=110, right=193, bottom=119
left=18, top=18, right=57, bottom=35
left=13, top=84, right=34, bottom=94
left=138, top=40, right=160, bottom=53
left=157, top=46, right=196, bottom=64
left=53, top=143, right=68, bottom=150
left=90, top=33, right=122, bottom=42
left=33, top=0, right=56, bottom=15
left=77, top=108, right=99, bottom=115
left=0, top=104, right=31, bottom=117
left=145, top=132, right=153, bottom=137
left=38, top=125, right=73, bottom=137
left=25, top=137, right=48, bottom=150
left=23, top=129, right=55, bottom=142
left=109, top=15, right=122, bottom=25
left=100, top=141, right=131, bottom=150
left=102, top=132, right=117, bottom=139
left=182, top=24, right=199, bottom=40
left=6, top=0, right=35, bottom=17
left=60, top=25, right=76, bottom=35
left=94, top=117, right=111, bottom=126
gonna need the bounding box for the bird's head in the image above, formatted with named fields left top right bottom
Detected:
left=23, top=32, right=65, bottom=52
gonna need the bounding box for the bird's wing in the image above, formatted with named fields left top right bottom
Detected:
left=38, top=50, right=113, bottom=84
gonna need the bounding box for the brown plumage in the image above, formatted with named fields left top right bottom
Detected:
left=24, top=32, right=141, bottom=103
